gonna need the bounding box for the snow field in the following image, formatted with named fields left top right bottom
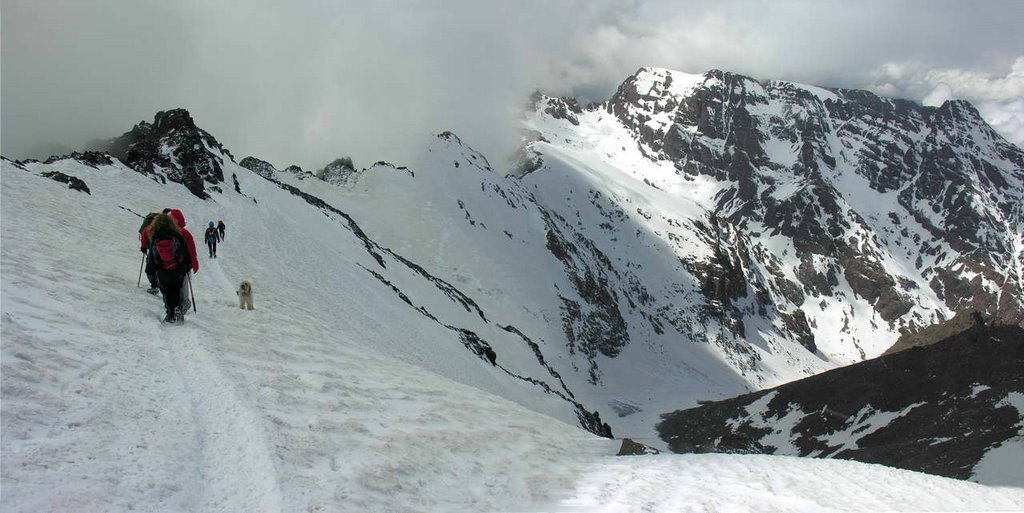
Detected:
left=3, top=158, right=1023, bottom=512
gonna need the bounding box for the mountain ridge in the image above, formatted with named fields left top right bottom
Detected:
left=6, top=67, right=1022, bottom=447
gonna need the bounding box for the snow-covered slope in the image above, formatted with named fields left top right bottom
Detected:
left=4, top=145, right=1023, bottom=512
left=262, top=68, right=1024, bottom=449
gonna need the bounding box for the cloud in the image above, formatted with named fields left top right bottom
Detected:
left=871, top=56, right=1024, bottom=147
left=3, top=0, right=1023, bottom=169
left=922, top=84, right=954, bottom=107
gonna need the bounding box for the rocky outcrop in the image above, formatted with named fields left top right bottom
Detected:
left=44, top=151, right=114, bottom=169
left=884, top=310, right=986, bottom=355
left=656, top=323, right=1024, bottom=483
left=39, top=171, right=90, bottom=194
left=239, top=156, right=277, bottom=179
left=96, top=108, right=232, bottom=199
left=319, top=157, right=359, bottom=186
left=282, top=165, right=314, bottom=180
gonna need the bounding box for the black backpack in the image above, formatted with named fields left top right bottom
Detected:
left=139, top=212, right=159, bottom=234
left=148, top=231, right=191, bottom=271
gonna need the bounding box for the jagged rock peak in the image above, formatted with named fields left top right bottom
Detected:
left=152, top=108, right=197, bottom=132
left=239, top=156, right=277, bottom=179
left=320, top=156, right=359, bottom=186
left=96, top=108, right=233, bottom=199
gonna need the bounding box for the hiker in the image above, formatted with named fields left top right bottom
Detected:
left=217, top=220, right=226, bottom=241
left=147, top=211, right=199, bottom=323
left=139, top=208, right=172, bottom=294
left=205, top=221, right=221, bottom=258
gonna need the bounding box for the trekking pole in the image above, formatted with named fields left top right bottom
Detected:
left=187, top=271, right=197, bottom=313
left=137, top=253, right=146, bottom=287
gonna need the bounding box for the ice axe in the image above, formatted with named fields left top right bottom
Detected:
left=137, top=253, right=146, bottom=287
left=187, top=271, right=197, bottom=313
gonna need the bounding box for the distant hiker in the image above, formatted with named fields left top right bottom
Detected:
left=147, top=212, right=198, bottom=323
left=205, top=221, right=221, bottom=258
left=217, top=220, right=226, bottom=241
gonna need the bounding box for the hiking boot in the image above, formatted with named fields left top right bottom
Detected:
left=146, top=286, right=159, bottom=295
left=175, top=306, right=185, bottom=320
left=181, top=297, right=191, bottom=313
left=163, top=313, right=177, bottom=324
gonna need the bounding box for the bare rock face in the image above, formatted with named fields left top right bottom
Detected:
left=239, top=156, right=277, bottom=180
left=884, top=310, right=987, bottom=355
left=319, top=157, right=358, bottom=186
left=39, top=171, right=90, bottom=194
left=655, top=323, right=1024, bottom=483
left=96, top=108, right=232, bottom=199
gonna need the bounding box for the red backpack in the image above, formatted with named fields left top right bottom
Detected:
left=148, top=231, right=191, bottom=271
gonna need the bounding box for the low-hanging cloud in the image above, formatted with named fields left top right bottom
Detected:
left=3, top=0, right=1022, bottom=171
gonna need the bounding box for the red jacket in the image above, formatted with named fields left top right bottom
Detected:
left=143, top=210, right=200, bottom=272
left=168, top=209, right=200, bottom=273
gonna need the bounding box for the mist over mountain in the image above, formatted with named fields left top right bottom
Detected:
left=3, top=1, right=1022, bottom=172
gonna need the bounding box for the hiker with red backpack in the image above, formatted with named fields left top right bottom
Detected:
left=138, top=208, right=171, bottom=294
left=145, top=209, right=200, bottom=323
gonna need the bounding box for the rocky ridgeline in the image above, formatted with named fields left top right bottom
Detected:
left=655, top=319, right=1024, bottom=482
left=239, top=155, right=360, bottom=185
left=530, top=67, right=1024, bottom=353
left=91, top=109, right=234, bottom=199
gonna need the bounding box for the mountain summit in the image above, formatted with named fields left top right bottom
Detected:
left=94, top=108, right=234, bottom=198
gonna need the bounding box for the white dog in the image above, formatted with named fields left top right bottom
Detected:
left=237, top=280, right=254, bottom=310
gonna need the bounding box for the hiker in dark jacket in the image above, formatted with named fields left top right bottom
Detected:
left=147, top=213, right=195, bottom=323
left=217, top=220, right=226, bottom=241
left=205, top=221, right=220, bottom=258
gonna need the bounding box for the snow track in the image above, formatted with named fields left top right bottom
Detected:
left=156, top=321, right=283, bottom=513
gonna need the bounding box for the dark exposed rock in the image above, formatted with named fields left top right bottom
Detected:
left=841, top=255, right=913, bottom=322
left=99, top=108, right=231, bottom=199
left=239, top=156, right=276, bottom=179
left=319, top=157, right=359, bottom=185
left=884, top=310, right=986, bottom=355
left=542, top=207, right=629, bottom=383
left=283, top=165, right=315, bottom=180
left=617, top=438, right=661, bottom=456
left=657, top=323, right=1024, bottom=482
left=39, top=171, right=90, bottom=194
left=543, top=97, right=582, bottom=125
left=43, top=151, right=114, bottom=169
left=778, top=309, right=816, bottom=352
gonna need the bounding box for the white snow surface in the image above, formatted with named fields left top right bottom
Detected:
left=972, top=392, right=1024, bottom=487
left=4, top=159, right=1023, bottom=511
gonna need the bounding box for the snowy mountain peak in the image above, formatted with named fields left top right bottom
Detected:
left=525, top=66, right=1024, bottom=334
left=94, top=108, right=233, bottom=198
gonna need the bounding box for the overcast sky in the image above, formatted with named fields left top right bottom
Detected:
left=3, top=0, right=1022, bottom=170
